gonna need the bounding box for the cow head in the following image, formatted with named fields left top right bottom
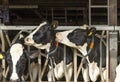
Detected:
left=5, top=32, right=30, bottom=81
left=24, top=21, right=58, bottom=52
left=56, top=27, right=96, bottom=56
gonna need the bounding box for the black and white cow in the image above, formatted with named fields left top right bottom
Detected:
left=56, top=27, right=107, bottom=82
left=5, top=32, right=39, bottom=82
left=24, top=21, right=73, bottom=82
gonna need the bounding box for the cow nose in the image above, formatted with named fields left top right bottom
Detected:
left=56, top=33, right=60, bottom=39
left=25, top=37, right=30, bottom=42
left=24, top=37, right=34, bottom=45
left=56, top=33, right=62, bottom=41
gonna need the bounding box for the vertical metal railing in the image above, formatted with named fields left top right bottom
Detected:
left=74, top=49, right=77, bottom=82
left=106, top=31, right=110, bottom=82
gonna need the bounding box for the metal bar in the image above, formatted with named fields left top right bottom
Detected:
left=109, top=0, right=117, bottom=25
left=90, top=5, right=109, bottom=8
left=41, top=59, right=48, bottom=79
left=109, top=32, right=118, bottom=82
left=107, top=0, right=110, bottom=25
left=0, top=27, right=6, bottom=82
left=1, top=25, right=120, bottom=30
left=38, top=50, right=42, bottom=82
left=64, top=45, right=68, bottom=82
left=74, top=49, right=77, bottom=82
left=0, top=5, right=38, bottom=9
left=89, top=0, right=91, bottom=26
left=106, top=31, right=110, bottom=82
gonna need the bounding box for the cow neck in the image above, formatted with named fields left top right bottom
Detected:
left=80, top=35, right=95, bottom=66
left=85, top=35, right=95, bottom=57
left=47, top=31, right=59, bottom=57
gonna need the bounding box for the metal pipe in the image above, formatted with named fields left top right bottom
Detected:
left=1, top=25, right=120, bottom=31
left=64, top=45, right=68, bottom=82
left=4, top=31, right=11, bottom=46
left=106, top=31, right=110, bottom=82
left=0, top=27, right=6, bottom=82
left=89, top=0, right=91, bottom=26
left=100, top=31, right=105, bottom=82
left=107, top=0, right=110, bottom=25
left=41, top=59, right=48, bottom=79
left=38, top=50, right=41, bottom=82
left=74, top=49, right=77, bottom=82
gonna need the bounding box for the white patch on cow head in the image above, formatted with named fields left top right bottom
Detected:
left=10, top=43, right=24, bottom=80
left=24, top=21, right=47, bottom=46
left=56, top=30, right=88, bottom=56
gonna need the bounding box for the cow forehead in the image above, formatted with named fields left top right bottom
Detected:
left=10, top=43, right=24, bottom=59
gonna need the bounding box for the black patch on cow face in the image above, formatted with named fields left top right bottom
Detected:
left=33, top=24, right=53, bottom=45
left=67, top=29, right=87, bottom=46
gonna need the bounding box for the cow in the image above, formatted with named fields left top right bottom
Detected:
left=56, top=27, right=107, bottom=82
left=24, top=21, right=73, bottom=82
left=4, top=32, right=39, bottom=82
left=115, top=55, right=120, bottom=82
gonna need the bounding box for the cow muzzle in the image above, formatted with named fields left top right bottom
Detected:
left=24, top=36, right=34, bottom=45
left=56, top=32, right=63, bottom=42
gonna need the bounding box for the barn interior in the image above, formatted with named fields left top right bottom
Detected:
left=0, top=0, right=119, bottom=82
left=0, top=0, right=118, bottom=26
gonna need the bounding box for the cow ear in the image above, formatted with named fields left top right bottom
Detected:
left=51, top=20, right=58, bottom=29
left=87, top=27, right=96, bottom=37
left=0, top=53, right=3, bottom=59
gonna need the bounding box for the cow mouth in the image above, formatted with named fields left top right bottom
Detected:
left=55, top=33, right=63, bottom=42
left=56, top=37, right=62, bottom=42
left=24, top=37, right=35, bottom=46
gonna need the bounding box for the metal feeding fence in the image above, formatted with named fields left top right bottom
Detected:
left=0, top=24, right=119, bottom=82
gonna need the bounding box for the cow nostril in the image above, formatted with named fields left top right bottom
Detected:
left=26, top=37, right=29, bottom=41
left=25, top=37, right=31, bottom=43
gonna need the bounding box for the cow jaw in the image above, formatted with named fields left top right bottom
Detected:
left=77, top=43, right=88, bottom=56
left=33, top=43, right=51, bottom=52
left=10, top=43, right=23, bottom=80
